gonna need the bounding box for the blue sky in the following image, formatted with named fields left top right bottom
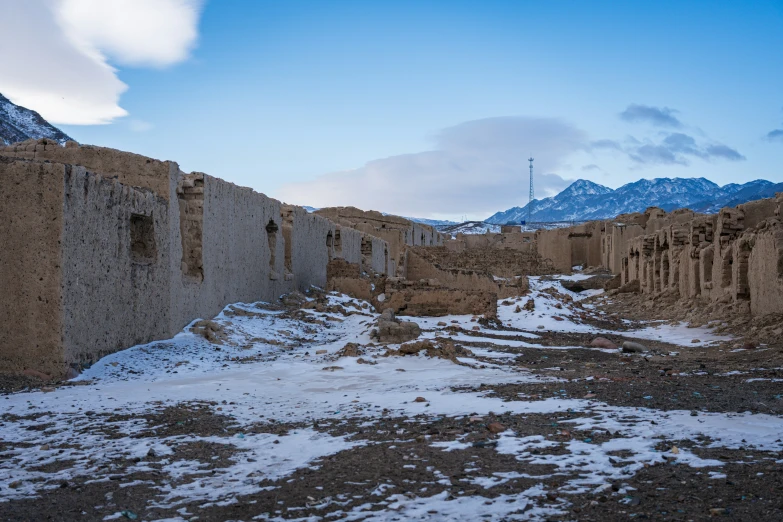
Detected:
left=3, top=0, right=782, bottom=220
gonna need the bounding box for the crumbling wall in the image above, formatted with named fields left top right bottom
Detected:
left=381, top=278, right=497, bottom=317
left=748, top=220, right=783, bottom=316
left=610, top=195, right=783, bottom=317
left=169, top=174, right=290, bottom=332
left=536, top=228, right=572, bottom=273
left=0, top=159, right=66, bottom=376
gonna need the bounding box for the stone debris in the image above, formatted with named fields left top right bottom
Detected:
left=621, top=341, right=647, bottom=353
left=190, top=320, right=228, bottom=344
left=590, top=337, right=617, bottom=349
left=383, top=339, right=473, bottom=364
left=373, top=308, right=421, bottom=344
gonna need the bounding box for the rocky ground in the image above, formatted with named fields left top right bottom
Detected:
left=2, top=276, right=782, bottom=521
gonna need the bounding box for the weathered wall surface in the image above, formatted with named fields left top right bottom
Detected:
left=0, top=139, right=173, bottom=199
left=606, top=197, right=783, bottom=317
left=0, top=140, right=398, bottom=377
left=382, top=279, right=497, bottom=317
left=0, top=159, right=65, bottom=376
left=536, top=228, right=573, bottom=273
left=170, top=174, right=289, bottom=332
left=61, top=166, right=171, bottom=367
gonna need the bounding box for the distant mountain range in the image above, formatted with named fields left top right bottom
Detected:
left=486, top=177, right=783, bottom=224
left=0, top=93, right=73, bottom=145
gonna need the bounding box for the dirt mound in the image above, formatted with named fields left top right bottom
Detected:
left=383, top=339, right=473, bottom=364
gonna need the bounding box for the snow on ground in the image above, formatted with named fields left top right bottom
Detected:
left=0, top=283, right=760, bottom=519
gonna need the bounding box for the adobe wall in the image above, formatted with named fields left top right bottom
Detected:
left=314, top=206, right=444, bottom=277
left=0, top=140, right=399, bottom=377
left=0, top=159, right=65, bottom=376
left=609, top=195, right=783, bottom=317
left=536, top=228, right=572, bottom=273
left=0, top=139, right=173, bottom=199
left=747, top=220, right=783, bottom=316
left=169, top=173, right=291, bottom=332
left=61, top=166, right=172, bottom=367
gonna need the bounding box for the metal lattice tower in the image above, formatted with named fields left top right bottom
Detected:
left=527, top=156, right=534, bottom=224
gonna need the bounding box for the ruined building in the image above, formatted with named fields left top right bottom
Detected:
left=4, top=138, right=781, bottom=379
left=0, top=139, right=441, bottom=378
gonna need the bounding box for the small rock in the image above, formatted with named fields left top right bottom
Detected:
left=621, top=341, right=646, bottom=353
left=487, top=422, right=506, bottom=434
left=537, top=325, right=545, bottom=329
left=65, top=367, right=81, bottom=380
left=552, top=316, right=564, bottom=322
left=671, top=446, right=680, bottom=454
left=514, top=305, right=521, bottom=313
left=691, top=339, right=701, bottom=343
left=321, top=366, right=343, bottom=371
left=523, top=299, right=535, bottom=312
left=472, top=326, right=480, bottom=331
left=315, top=349, right=328, bottom=355
left=590, top=337, right=617, bottom=349
left=584, top=393, right=597, bottom=399
left=709, top=507, right=728, bottom=516
left=468, top=416, right=484, bottom=422
left=437, top=321, right=447, bottom=326
left=8, top=481, right=21, bottom=489
left=39, top=444, right=50, bottom=451
left=414, top=397, right=427, bottom=403
left=41, top=387, right=55, bottom=393
left=742, top=342, right=756, bottom=350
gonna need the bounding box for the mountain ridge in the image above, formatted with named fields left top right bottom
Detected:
left=0, top=93, right=74, bottom=145
left=486, top=177, right=783, bottom=223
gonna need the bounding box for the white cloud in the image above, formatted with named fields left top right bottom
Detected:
left=277, top=117, right=585, bottom=219
left=0, top=0, right=203, bottom=125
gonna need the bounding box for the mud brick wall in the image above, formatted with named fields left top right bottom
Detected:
left=0, top=139, right=175, bottom=199
left=382, top=279, right=497, bottom=317
left=607, top=196, right=783, bottom=317
left=0, top=159, right=66, bottom=376
left=61, top=166, right=171, bottom=368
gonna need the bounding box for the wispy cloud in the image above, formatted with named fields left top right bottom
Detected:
left=766, top=129, right=783, bottom=142
left=620, top=104, right=682, bottom=128
left=278, top=117, right=584, bottom=218
left=625, top=132, right=745, bottom=165
left=0, top=0, right=204, bottom=125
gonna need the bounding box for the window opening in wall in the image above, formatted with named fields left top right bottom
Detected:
left=334, top=229, right=342, bottom=255
left=721, top=251, right=733, bottom=288
left=178, top=174, right=204, bottom=281
left=130, top=213, right=157, bottom=264
left=266, top=219, right=278, bottom=272
left=326, top=231, right=334, bottom=259
left=421, top=233, right=425, bottom=245
left=737, top=243, right=751, bottom=299
left=700, top=248, right=713, bottom=284
left=662, top=255, right=670, bottom=289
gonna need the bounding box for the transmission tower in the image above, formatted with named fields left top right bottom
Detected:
left=527, top=156, right=534, bottom=224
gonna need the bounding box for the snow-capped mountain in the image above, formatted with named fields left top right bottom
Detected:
left=0, top=93, right=73, bottom=145
left=486, top=177, right=781, bottom=223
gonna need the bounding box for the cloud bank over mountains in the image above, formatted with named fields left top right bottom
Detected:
left=0, top=0, right=203, bottom=125
left=278, top=117, right=583, bottom=218
left=280, top=104, right=750, bottom=218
